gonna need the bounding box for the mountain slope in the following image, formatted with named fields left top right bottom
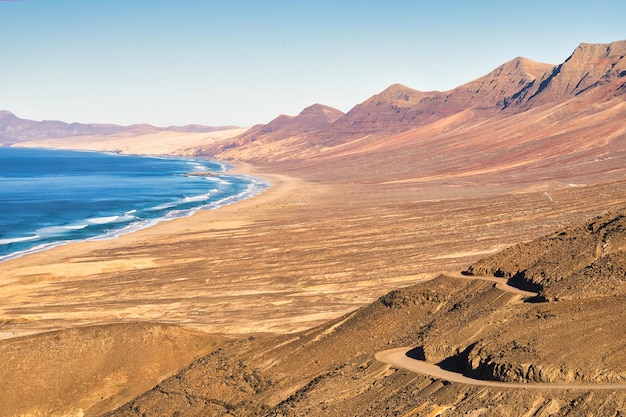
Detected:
left=105, top=208, right=626, bottom=416
left=467, top=208, right=626, bottom=301
left=504, top=40, right=626, bottom=109
left=201, top=103, right=344, bottom=157
left=326, top=56, right=553, bottom=139
left=321, top=83, right=433, bottom=138
left=204, top=41, right=626, bottom=195
left=204, top=41, right=626, bottom=175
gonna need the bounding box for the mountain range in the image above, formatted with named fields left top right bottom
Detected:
left=0, top=110, right=236, bottom=146
left=219, top=40, right=625, bottom=145
left=194, top=41, right=626, bottom=191
left=4, top=41, right=626, bottom=188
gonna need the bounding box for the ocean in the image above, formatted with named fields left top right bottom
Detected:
left=0, top=147, right=268, bottom=261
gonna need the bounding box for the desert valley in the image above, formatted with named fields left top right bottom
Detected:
left=1, top=40, right=626, bottom=416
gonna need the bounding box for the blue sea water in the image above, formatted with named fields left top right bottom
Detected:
left=0, top=147, right=268, bottom=261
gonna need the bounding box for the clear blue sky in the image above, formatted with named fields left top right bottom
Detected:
left=1, top=0, right=625, bottom=127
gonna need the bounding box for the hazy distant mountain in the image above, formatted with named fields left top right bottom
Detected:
left=239, top=103, right=343, bottom=141
left=0, top=111, right=237, bottom=145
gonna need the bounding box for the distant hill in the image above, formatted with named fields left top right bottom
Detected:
left=0, top=110, right=237, bottom=145
left=201, top=103, right=344, bottom=157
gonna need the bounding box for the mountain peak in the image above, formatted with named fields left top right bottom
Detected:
left=297, top=103, right=345, bottom=123
left=506, top=40, right=626, bottom=108
left=368, top=83, right=427, bottom=107
left=568, top=40, right=626, bottom=62
left=0, top=110, right=17, bottom=118
left=458, top=56, right=553, bottom=108
left=504, top=56, right=554, bottom=78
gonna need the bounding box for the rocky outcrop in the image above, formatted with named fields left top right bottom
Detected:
left=466, top=208, right=626, bottom=300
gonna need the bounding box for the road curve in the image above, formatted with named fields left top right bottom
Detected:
left=375, top=347, right=626, bottom=390
left=375, top=271, right=626, bottom=390
left=442, top=271, right=538, bottom=297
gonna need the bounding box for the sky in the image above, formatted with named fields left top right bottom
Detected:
left=1, top=0, right=625, bottom=127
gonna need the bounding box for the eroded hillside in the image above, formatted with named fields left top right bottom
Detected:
left=467, top=208, right=626, bottom=301
left=105, top=209, right=626, bottom=416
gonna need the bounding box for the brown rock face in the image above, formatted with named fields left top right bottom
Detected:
left=503, top=40, right=626, bottom=109
left=466, top=208, right=626, bottom=300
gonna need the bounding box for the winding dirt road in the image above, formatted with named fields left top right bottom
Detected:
left=441, top=271, right=538, bottom=297
left=375, top=272, right=626, bottom=390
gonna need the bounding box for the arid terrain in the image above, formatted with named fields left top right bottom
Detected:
left=1, top=40, right=626, bottom=416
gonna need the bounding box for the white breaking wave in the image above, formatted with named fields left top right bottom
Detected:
left=149, top=201, right=181, bottom=211
left=182, top=194, right=211, bottom=203
left=0, top=241, right=68, bottom=262
left=86, top=215, right=136, bottom=225
left=149, top=193, right=211, bottom=211
left=36, top=224, right=88, bottom=237
left=200, top=176, right=268, bottom=211
left=0, top=235, right=40, bottom=245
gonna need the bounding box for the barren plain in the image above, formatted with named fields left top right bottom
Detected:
left=2, top=40, right=626, bottom=416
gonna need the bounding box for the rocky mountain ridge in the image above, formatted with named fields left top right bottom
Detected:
left=504, top=41, right=626, bottom=109
left=204, top=41, right=626, bottom=166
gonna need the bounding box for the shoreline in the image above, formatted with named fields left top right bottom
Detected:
left=0, top=159, right=291, bottom=269
left=0, top=160, right=317, bottom=338
left=0, top=151, right=269, bottom=264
